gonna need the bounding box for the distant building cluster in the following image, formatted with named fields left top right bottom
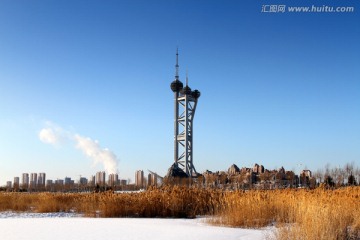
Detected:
left=3, top=165, right=313, bottom=192
left=4, top=171, right=130, bottom=192
left=16, top=173, right=47, bottom=191
left=200, top=163, right=314, bottom=189
left=135, top=170, right=162, bottom=189
left=3, top=163, right=357, bottom=192
left=3, top=169, right=164, bottom=192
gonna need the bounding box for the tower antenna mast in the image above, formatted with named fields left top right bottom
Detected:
left=175, top=48, right=179, bottom=80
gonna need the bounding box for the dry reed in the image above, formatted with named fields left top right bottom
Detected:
left=0, top=186, right=222, bottom=218
left=210, top=187, right=360, bottom=239
left=0, top=186, right=359, bottom=239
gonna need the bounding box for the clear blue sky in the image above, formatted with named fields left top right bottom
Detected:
left=0, top=0, right=359, bottom=185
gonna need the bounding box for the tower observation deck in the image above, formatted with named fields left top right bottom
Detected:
left=170, top=50, right=201, bottom=177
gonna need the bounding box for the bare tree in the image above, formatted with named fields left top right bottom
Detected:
left=331, top=166, right=344, bottom=187
left=343, top=162, right=355, bottom=184
left=313, top=169, right=324, bottom=184
left=354, top=167, right=360, bottom=185
left=338, top=167, right=345, bottom=186
left=324, top=163, right=331, bottom=179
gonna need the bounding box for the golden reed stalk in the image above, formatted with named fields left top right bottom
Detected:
left=0, top=186, right=359, bottom=239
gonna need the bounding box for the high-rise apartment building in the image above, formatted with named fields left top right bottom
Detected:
left=30, top=173, right=37, bottom=189
left=55, top=179, right=64, bottom=185
left=22, top=173, right=29, bottom=189
left=46, top=179, right=53, bottom=186
left=45, top=179, right=53, bottom=191
left=64, top=177, right=73, bottom=185
left=96, top=171, right=106, bottom=186
left=38, top=173, right=46, bottom=187
left=148, top=173, right=158, bottom=187
left=13, top=177, right=20, bottom=189
left=79, top=177, right=88, bottom=185
left=89, top=175, right=96, bottom=186
left=108, top=173, right=119, bottom=187
left=135, top=170, right=144, bottom=188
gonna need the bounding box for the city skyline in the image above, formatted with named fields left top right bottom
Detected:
left=3, top=169, right=161, bottom=189
left=4, top=161, right=358, bottom=190
left=1, top=1, right=359, bottom=184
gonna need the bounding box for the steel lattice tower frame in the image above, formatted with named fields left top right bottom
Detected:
left=170, top=50, right=201, bottom=177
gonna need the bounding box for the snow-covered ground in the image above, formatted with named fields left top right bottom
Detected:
left=0, top=211, right=80, bottom=218
left=0, top=212, right=274, bottom=240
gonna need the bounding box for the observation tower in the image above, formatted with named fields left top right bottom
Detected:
left=170, top=49, right=201, bottom=177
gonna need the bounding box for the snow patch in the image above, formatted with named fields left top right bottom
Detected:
left=0, top=212, right=274, bottom=240
left=0, top=211, right=81, bottom=218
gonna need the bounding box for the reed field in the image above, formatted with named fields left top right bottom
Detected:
left=0, top=186, right=359, bottom=240
left=211, top=187, right=360, bottom=240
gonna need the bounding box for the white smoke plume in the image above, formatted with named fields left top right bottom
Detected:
left=39, top=122, right=67, bottom=146
left=39, top=128, right=61, bottom=145
left=38, top=122, right=119, bottom=174
left=74, top=134, right=118, bottom=174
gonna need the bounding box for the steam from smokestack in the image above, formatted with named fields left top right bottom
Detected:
left=39, top=122, right=67, bottom=146
left=39, top=128, right=61, bottom=145
left=38, top=122, right=119, bottom=174
left=74, top=134, right=118, bottom=174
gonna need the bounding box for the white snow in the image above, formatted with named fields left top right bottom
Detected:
left=0, top=212, right=274, bottom=240
left=0, top=211, right=80, bottom=218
